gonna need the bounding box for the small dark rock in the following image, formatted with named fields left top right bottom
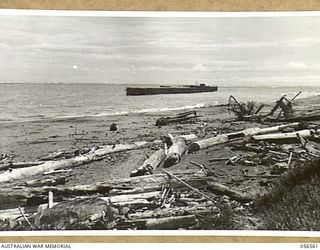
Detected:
left=110, top=123, right=117, bottom=131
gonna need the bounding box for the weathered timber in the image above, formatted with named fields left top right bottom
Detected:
left=188, top=134, right=229, bottom=153
left=0, top=192, right=160, bottom=221
left=128, top=205, right=217, bottom=220
left=163, top=137, right=187, bottom=168
left=179, top=134, right=198, bottom=141
left=206, top=181, right=252, bottom=202
left=117, top=215, right=197, bottom=230
left=162, top=169, right=215, bottom=203
left=43, top=169, right=73, bottom=175
left=252, top=129, right=318, bottom=142
left=25, top=177, right=66, bottom=187
left=0, top=141, right=147, bottom=183
left=33, top=197, right=117, bottom=230
left=266, top=113, right=320, bottom=122
left=32, top=198, right=197, bottom=230
left=297, top=133, right=320, bottom=156
left=130, top=149, right=166, bottom=177
left=156, top=111, right=199, bottom=126
left=188, top=123, right=300, bottom=153
left=0, top=161, right=44, bottom=171
left=41, top=169, right=207, bottom=196
left=0, top=170, right=208, bottom=209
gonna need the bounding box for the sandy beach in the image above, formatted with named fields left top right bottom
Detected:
left=0, top=94, right=320, bottom=230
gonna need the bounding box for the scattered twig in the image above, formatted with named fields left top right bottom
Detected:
left=18, top=206, right=35, bottom=230
left=189, top=161, right=208, bottom=175
left=287, top=152, right=293, bottom=168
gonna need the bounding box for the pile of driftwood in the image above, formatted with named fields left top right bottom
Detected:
left=2, top=93, right=320, bottom=230
left=0, top=131, right=254, bottom=230
left=228, top=92, right=311, bottom=123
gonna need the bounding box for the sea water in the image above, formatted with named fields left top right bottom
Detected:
left=0, top=83, right=320, bottom=123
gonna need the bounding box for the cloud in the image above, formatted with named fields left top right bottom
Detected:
left=192, top=63, right=208, bottom=71
left=287, top=61, right=307, bottom=69
left=286, top=38, right=320, bottom=47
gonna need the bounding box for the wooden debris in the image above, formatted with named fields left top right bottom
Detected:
left=0, top=169, right=208, bottom=210
left=18, top=206, right=34, bottom=230
left=162, top=169, right=215, bottom=203
left=188, top=123, right=300, bottom=153
left=0, top=161, right=44, bottom=171
left=48, top=191, right=53, bottom=209
left=252, top=129, right=318, bottom=142
left=209, top=157, right=230, bottom=162
left=25, top=177, right=66, bottom=187
left=117, top=215, right=197, bottom=230
left=0, top=141, right=148, bottom=183
left=43, top=169, right=73, bottom=176
left=229, top=92, right=302, bottom=122
left=130, top=149, right=166, bottom=177
left=33, top=197, right=116, bottom=230
left=163, top=136, right=187, bottom=168
left=297, top=133, right=320, bottom=156
left=156, top=111, right=200, bottom=126
left=206, top=181, right=252, bottom=202
left=266, top=113, right=320, bottom=122
left=228, top=95, right=265, bottom=120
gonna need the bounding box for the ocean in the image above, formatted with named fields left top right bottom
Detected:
left=1, top=83, right=320, bottom=123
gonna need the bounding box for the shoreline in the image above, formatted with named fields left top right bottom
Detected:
left=0, top=93, right=320, bottom=229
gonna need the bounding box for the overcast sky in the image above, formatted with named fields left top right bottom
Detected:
left=1, top=15, right=320, bottom=85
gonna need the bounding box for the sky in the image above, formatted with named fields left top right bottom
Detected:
left=1, top=14, right=320, bottom=85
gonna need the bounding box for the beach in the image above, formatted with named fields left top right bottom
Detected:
left=0, top=92, right=320, bottom=230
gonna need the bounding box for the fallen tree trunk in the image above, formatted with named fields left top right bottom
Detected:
left=0, top=161, right=45, bottom=171
left=188, top=134, right=229, bottom=153
left=130, top=149, right=166, bottom=177
left=0, top=141, right=147, bottom=183
left=163, top=137, right=187, bottom=168
left=266, top=113, right=320, bottom=122
left=188, top=123, right=301, bottom=153
left=252, top=129, right=317, bottom=142
left=206, top=181, right=252, bottom=202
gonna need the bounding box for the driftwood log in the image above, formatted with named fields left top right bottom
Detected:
left=206, top=181, right=252, bottom=202
left=0, top=141, right=147, bottom=183
left=266, top=113, right=320, bottom=122
left=188, top=123, right=300, bottom=153
left=252, top=129, right=319, bottom=142
left=0, top=161, right=45, bottom=171
left=163, top=136, right=187, bottom=168
left=130, top=149, right=166, bottom=177
left=25, top=177, right=66, bottom=187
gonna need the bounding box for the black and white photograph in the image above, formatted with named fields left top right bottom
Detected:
left=1, top=10, right=320, bottom=231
